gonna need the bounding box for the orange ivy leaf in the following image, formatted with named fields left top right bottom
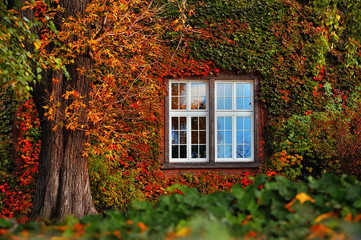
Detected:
left=315, top=212, right=336, bottom=223
left=308, top=224, right=335, bottom=239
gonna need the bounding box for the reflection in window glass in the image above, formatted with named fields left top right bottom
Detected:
left=171, top=117, right=187, bottom=159
left=236, top=116, right=252, bottom=159
left=217, top=117, right=232, bottom=159
left=216, top=83, right=232, bottom=110
left=191, top=83, right=207, bottom=110
left=191, top=117, right=207, bottom=159
left=171, top=83, right=187, bottom=109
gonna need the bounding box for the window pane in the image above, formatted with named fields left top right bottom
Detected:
left=180, top=97, right=187, bottom=109
left=191, top=117, right=198, bottom=130
left=225, top=117, right=232, bottom=130
left=236, top=145, right=243, bottom=158
left=198, top=83, right=206, bottom=96
left=237, top=131, right=243, bottom=144
left=172, top=145, right=178, bottom=158
left=244, top=97, right=251, bottom=110
left=236, top=97, right=243, bottom=110
left=172, top=117, right=178, bottom=130
left=236, top=117, right=243, bottom=130
left=191, top=131, right=198, bottom=144
left=217, top=131, right=224, bottom=144
left=199, top=117, right=206, bottom=130
left=244, top=131, right=251, bottom=144
left=199, top=131, right=206, bottom=144
left=191, top=83, right=198, bottom=96
left=225, top=131, right=232, bottom=144
left=180, top=145, right=187, bottom=158
left=217, top=117, right=224, bottom=130
left=198, top=97, right=206, bottom=109
left=200, top=145, right=206, bottom=158
left=244, top=84, right=251, bottom=97
left=225, top=97, right=232, bottom=109
left=225, top=145, right=232, bottom=158
left=217, top=145, right=224, bottom=158
left=172, top=131, right=178, bottom=144
left=244, top=117, right=251, bottom=130
left=236, top=84, right=242, bottom=97
left=191, top=145, right=198, bottom=158
left=171, top=83, right=178, bottom=96
left=217, top=97, right=224, bottom=110
left=217, top=84, right=224, bottom=97
left=171, top=97, right=179, bottom=109
left=180, top=131, right=187, bottom=144
left=179, top=83, right=187, bottom=96
left=244, top=145, right=251, bottom=158
left=180, top=117, right=187, bottom=130
left=225, top=83, right=232, bottom=97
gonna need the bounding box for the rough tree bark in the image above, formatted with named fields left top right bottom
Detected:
left=23, top=0, right=97, bottom=222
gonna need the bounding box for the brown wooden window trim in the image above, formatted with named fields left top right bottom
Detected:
left=163, top=75, right=261, bottom=169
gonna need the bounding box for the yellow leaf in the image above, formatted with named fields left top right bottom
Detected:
left=295, top=192, right=315, bottom=204
left=34, top=40, right=41, bottom=50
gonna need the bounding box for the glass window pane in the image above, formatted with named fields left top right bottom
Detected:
left=191, top=131, right=198, bottom=144
left=172, top=145, right=178, bottom=158
left=172, top=131, right=178, bottom=144
left=237, top=131, right=243, bottom=144
left=180, top=97, right=187, bottom=109
left=180, top=145, right=187, bottom=158
left=217, top=145, right=224, bottom=158
left=191, top=145, right=198, bottom=158
left=225, top=97, right=232, bottom=109
left=217, top=131, right=224, bottom=144
left=191, top=117, right=198, bottom=130
left=217, top=117, right=224, bottom=130
left=198, top=97, right=206, bottom=109
left=236, top=97, right=243, bottom=110
left=172, top=117, right=178, bottom=130
left=244, top=84, right=251, bottom=97
left=179, top=83, right=187, bottom=96
left=180, top=117, right=187, bottom=130
left=244, top=145, right=251, bottom=158
left=244, top=117, right=251, bottom=130
left=225, top=131, right=232, bottom=144
left=217, top=97, right=224, bottom=110
left=236, top=84, right=242, bottom=97
left=225, top=117, right=232, bottom=130
left=171, top=83, right=178, bottom=96
left=225, top=83, right=232, bottom=97
left=200, top=145, right=206, bottom=158
left=191, top=97, right=198, bottom=109
left=244, top=131, right=251, bottom=144
left=236, top=117, right=243, bottom=130
left=198, top=83, right=206, bottom=96
left=217, top=84, right=224, bottom=97
left=199, top=131, right=206, bottom=144
left=171, top=97, right=178, bottom=109
left=199, top=117, right=206, bottom=130
left=225, top=145, right=232, bottom=158
left=191, top=83, right=197, bottom=96
left=180, top=131, right=187, bottom=144
left=244, top=97, right=251, bottom=110
left=236, top=145, right=243, bottom=158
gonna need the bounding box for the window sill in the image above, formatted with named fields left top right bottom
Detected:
left=162, top=162, right=261, bottom=169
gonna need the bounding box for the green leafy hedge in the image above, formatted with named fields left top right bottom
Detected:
left=1, top=174, right=361, bottom=239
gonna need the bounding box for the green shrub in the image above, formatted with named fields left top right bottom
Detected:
left=2, top=174, right=361, bottom=239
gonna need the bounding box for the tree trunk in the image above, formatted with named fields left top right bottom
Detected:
left=28, top=0, right=97, bottom=222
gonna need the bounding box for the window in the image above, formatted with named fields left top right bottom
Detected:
left=164, top=76, right=260, bottom=168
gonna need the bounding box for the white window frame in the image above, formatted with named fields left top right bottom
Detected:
left=165, top=77, right=258, bottom=166
left=169, top=80, right=209, bottom=163
left=215, top=81, right=254, bottom=162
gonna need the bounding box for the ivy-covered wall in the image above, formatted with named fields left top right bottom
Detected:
left=161, top=0, right=361, bottom=177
